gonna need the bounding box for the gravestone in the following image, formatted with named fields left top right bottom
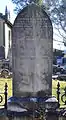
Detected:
left=0, top=46, right=5, bottom=59
left=12, top=4, right=53, bottom=97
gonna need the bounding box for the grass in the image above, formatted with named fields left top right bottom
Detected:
left=0, top=78, right=66, bottom=108
left=52, top=79, right=66, bottom=108
left=0, top=78, right=12, bottom=107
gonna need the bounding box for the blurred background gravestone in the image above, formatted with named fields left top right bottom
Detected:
left=12, top=4, right=53, bottom=97
left=0, top=46, right=5, bottom=60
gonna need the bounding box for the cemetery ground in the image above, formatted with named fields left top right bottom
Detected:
left=0, top=77, right=66, bottom=108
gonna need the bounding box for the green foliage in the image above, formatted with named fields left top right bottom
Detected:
left=0, top=78, right=12, bottom=107
left=52, top=80, right=66, bottom=107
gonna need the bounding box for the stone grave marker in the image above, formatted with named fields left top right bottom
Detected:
left=12, top=4, right=53, bottom=97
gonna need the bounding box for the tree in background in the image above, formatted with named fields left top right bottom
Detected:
left=12, top=0, right=66, bottom=41
left=46, top=0, right=66, bottom=40
left=12, top=0, right=43, bottom=12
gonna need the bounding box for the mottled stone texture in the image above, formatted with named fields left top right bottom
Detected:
left=12, top=4, right=53, bottom=97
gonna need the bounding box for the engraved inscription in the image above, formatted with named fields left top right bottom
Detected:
left=12, top=4, right=53, bottom=96
left=19, top=71, right=30, bottom=85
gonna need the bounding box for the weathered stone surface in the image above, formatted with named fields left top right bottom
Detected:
left=12, top=4, right=53, bottom=97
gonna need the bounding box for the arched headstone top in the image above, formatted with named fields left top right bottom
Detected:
left=13, top=4, right=52, bottom=28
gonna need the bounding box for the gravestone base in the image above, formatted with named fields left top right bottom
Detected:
left=7, top=113, right=33, bottom=120
left=46, top=110, right=59, bottom=120
left=0, top=107, right=66, bottom=120
left=7, top=96, right=59, bottom=120
left=15, top=90, right=51, bottom=98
